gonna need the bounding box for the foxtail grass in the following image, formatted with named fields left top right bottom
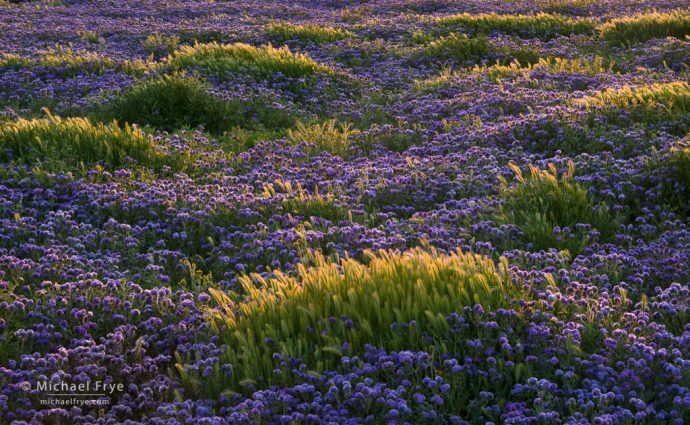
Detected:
left=265, top=180, right=348, bottom=223
left=436, top=12, right=596, bottom=40
left=496, top=161, right=616, bottom=253
left=0, top=112, right=163, bottom=170
left=266, top=22, right=351, bottom=44
left=599, top=10, right=690, bottom=46
left=166, top=42, right=334, bottom=80
left=416, top=33, right=492, bottom=64
left=286, top=119, right=358, bottom=158
left=474, top=56, right=617, bottom=80
left=577, top=82, right=690, bottom=134
left=202, top=248, right=516, bottom=393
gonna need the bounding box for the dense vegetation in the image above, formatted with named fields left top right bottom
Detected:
left=1, top=1, right=690, bottom=424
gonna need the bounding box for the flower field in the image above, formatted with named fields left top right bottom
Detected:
left=1, top=0, right=690, bottom=423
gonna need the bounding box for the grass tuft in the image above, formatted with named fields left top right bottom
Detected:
left=99, top=75, right=294, bottom=134
left=0, top=113, right=161, bottom=170
left=599, top=10, right=690, bottom=46
left=414, top=33, right=541, bottom=67
left=413, top=56, right=615, bottom=90
left=577, top=82, right=690, bottom=134
left=207, top=247, right=515, bottom=391
left=143, top=33, right=180, bottom=57
left=286, top=119, right=358, bottom=158
left=473, top=56, right=617, bottom=81
left=266, top=22, right=351, bottom=44
left=416, top=33, right=492, bottom=64
left=39, top=45, right=150, bottom=76
left=496, top=161, right=615, bottom=253
left=436, top=12, right=596, bottom=40
left=265, top=180, right=348, bottom=223
left=1, top=48, right=149, bottom=75
left=0, top=53, right=33, bottom=68
left=166, top=42, right=334, bottom=80
left=79, top=31, right=103, bottom=44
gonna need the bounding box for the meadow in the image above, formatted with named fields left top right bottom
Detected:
left=0, top=0, right=690, bottom=423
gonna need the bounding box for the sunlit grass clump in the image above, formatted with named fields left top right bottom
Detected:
left=39, top=47, right=116, bottom=73
left=497, top=161, right=615, bottom=253
left=0, top=113, right=160, bottom=170
left=436, top=12, right=596, bottom=40
left=1, top=47, right=150, bottom=75
left=414, top=33, right=541, bottom=67
left=0, top=53, right=33, bottom=68
left=267, top=22, right=351, bottom=44
left=416, top=33, right=491, bottom=63
left=474, top=56, right=616, bottom=81
left=287, top=119, right=358, bottom=158
left=265, top=180, right=348, bottom=223
left=599, top=10, right=690, bottom=46
left=205, top=247, right=514, bottom=391
left=39, top=46, right=150, bottom=76
left=166, top=42, right=334, bottom=80
left=143, top=32, right=180, bottom=57
left=100, top=75, right=293, bottom=134
left=578, top=82, right=690, bottom=134
left=414, top=56, right=616, bottom=90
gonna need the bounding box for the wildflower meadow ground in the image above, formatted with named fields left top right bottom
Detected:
left=1, top=0, right=690, bottom=424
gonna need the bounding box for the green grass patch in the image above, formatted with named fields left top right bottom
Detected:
left=99, top=75, right=294, bottom=135
left=415, top=33, right=492, bottom=63
left=266, top=22, right=351, bottom=44
left=217, top=127, right=285, bottom=153
left=1, top=48, right=150, bottom=76
left=496, top=161, right=616, bottom=254
left=0, top=53, right=33, bottom=68
left=436, top=12, right=597, bottom=40
left=0, top=113, right=165, bottom=170
left=599, top=10, right=690, bottom=46
left=79, top=30, right=104, bottom=44
left=339, top=6, right=371, bottom=23
left=286, top=119, right=358, bottom=158
left=143, top=33, right=180, bottom=57
left=166, top=42, right=334, bottom=80
left=265, top=180, right=349, bottom=222
left=205, top=247, right=515, bottom=392
left=475, top=56, right=618, bottom=80
left=415, top=56, right=616, bottom=91
left=577, top=82, right=690, bottom=134
left=39, top=46, right=150, bottom=76
left=413, top=33, right=541, bottom=67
